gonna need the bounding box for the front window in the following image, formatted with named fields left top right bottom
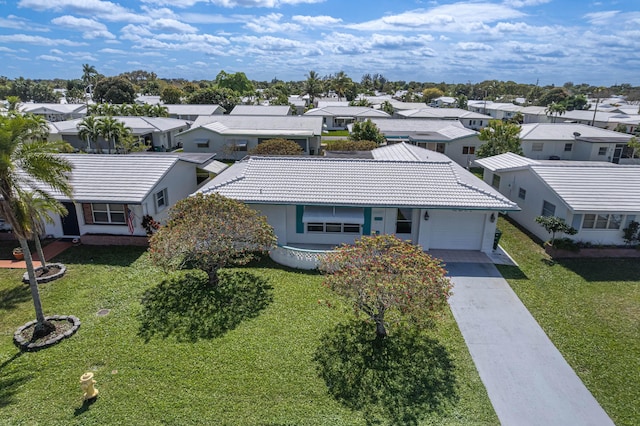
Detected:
left=303, top=206, right=364, bottom=234
left=541, top=200, right=555, bottom=217
left=518, top=188, right=526, bottom=200
left=532, top=142, right=544, bottom=152
left=306, top=223, right=361, bottom=233
left=92, top=203, right=126, bottom=224
left=462, top=146, right=476, bottom=155
left=582, top=214, right=623, bottom=230
left=598, top=147, right=607, bottom=155
left=492, top=174, right=501, bottom=189
left=564, top=143, right=573, bottom=152
left=155, top=188, right=168, bottom=212
left=395, top=208, right=412, bottom=234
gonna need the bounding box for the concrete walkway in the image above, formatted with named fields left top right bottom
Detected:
left=447, top=261, right=614, bottom=426
left=0, top=240, right=73, bottom=269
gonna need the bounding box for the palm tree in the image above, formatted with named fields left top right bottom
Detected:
left=97, top=116, right=130, bottom=154
left=18, top=190, right=67, bottom=273
left=545, top=102, right=567, bottom=123
left=304, top=71, right=322, bottom=105
left=0, top=113, right=73, bottom=339
left=332, top=71, right=352, bottom=101
left=81, top=64, right=97, bottom=86
left=149, top=104, right=169, bottom=117
left=77, top=116, right=102, bottom=152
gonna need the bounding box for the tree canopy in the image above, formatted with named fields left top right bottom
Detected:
left=250, top=138, right=303, bottom=155
left=349, top=119, right=386, bottom=145
left=476, top=119, right=523, bottom=158
left=319, top=235, right=452, bottom=338
left=187, top=87, right=240, bottom=112
left=324, top=140, right=379, bottom=151
left=149, top=193, right=276, bottom=283
left=535, top=216, right=577, bottom=245
left=93, top=76, right=136, bottom=104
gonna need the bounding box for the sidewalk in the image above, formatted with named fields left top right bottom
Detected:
left=447, top=261, right=613, bottom=426
left=0, top=240, right=73, bottom=269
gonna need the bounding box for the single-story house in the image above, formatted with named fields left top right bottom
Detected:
left=473, top=152, right=640, bottom=245
left=395, top=107, right=492, bottom=130
left=429, top=96, right=457, bottom=108
left=367, top=118, right=482, bottom=167
left=519, top=123, right=635, bottom=163
left=19, top=103, right=87, bottom=122
left=230, top=105, right=291, bottom=116
left=30, top=153, right=218, bottom=240
left=197, top=147, right=519, bottom=267
left=304, top=106, right=390, bottom=130
left=179, top=115, right=324, bottom=160
left=165, top=104, right=225, bottom=120
left=48, top=116, right=191, bottom=152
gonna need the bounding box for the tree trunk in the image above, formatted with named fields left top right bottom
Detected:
left=34, top=235, right=48, bottom=273
left=20, top=238, right=54, bottom=339
left=374, top=313, right=387, bottom=339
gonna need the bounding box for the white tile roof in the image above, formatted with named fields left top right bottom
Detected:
left=199, top=156, right=519, bottom=211
left=531, top=165, right=640, bottom=212
left=304, top=106, right=390, bottom=118
left=230, top=105, right=291, bottom=115
left=49, top=116, right=189, bottom=135
left=19, top=103, right=87, bottom=115
left=520, top=123, right=633, bottom=142
left=473, top=153, right=540, bottom=171
left=371, top=119, right=477, bottom=141
left=397, top=107, right=490, bottom=120
left=165, top=104, right=224, bottom=116
left=189, top=115, right=323, bottom=135
left=31, top=154, right=182, bottom=203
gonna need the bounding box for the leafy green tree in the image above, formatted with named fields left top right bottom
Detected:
left=349, top=119, right=385, bottom=145
left=0, top=113, right=73, bottom=339
left=76, top=116, right=102, bottom=152
left=161, top=86, right=184, bottom=104
left=97, top=116, right=131, bottom=154
left=250, top=138, right=303, bottom=155
left=324, top=140, right=378, bottom=151
left=188, top=87, right=240, bottom=113
left=215, top=70, right=255, bottom=96
left=627, top=136, right=640, bottom=158
left=457, top=94, right=468, bottom=110
left=149, top=193, right=276, bottom=284
left=143, top=79, right=162, bottom=96
left=537, top=87, right=569, bottom=107
left=93, top=77, right=136, bottom=104
left=422, top=87, right=444, bottom=103
left=319, top=235, right=452, bottom=338
left=349, top=98, right=372, bottom=107
left=476, top=120, right=523, bottom=158
left=535, top=216, right=578, bottom=245
left=380, top=100, right=394, bottom=115
left=332, top=71, right=353, bottom=101
left=6, top=96, right=21, bottom=111
left=545, top=102, right=567, bottom=123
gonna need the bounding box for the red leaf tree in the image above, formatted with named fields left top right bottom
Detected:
left=319, top=235, right=452, bottom=338
left=149, top=193, right=276, bottom=284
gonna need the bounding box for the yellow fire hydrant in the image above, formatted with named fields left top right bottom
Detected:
left=80, top=372, right=99, bottom=400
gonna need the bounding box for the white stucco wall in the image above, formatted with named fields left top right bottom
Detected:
left=444, top=136, right=483, bottom=167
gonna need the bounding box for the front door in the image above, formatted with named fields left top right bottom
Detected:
left=61, top=202, right=80, bottom=236
left=612, top=144, right=624, bottom=164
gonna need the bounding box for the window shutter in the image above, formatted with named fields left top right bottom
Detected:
left=296, top=206, right=304, bottom=234
left=82, top=204, right=94, bottom=224
left=363, top=208, right=372, bottom=235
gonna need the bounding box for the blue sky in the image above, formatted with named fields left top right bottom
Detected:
left=1, top=0, right=638, bottom=85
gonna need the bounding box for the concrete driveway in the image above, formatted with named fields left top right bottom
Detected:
left=447, top=261, right=614, bottom=426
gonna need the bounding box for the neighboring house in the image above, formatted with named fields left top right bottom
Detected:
left=19, top=103, right=87, bottom=122
left=135, top=95, right=161, bottom=105
left=230, top=105, right=291, bottom=116
left=474, top=152, right=640, bottom=245
left=288, top=96, right=307, bottom=115
left=197, top=147, right=519, bottom=265
left=179, top=115, right=324, bottom=159
left=48, top=116, right=191, bottom=152
left=368, top=118, right=482, bottom=167
left=395, top=107, right=492, bottom=130
left=29, top=153, right=217, bottom=239
left=519, top=123, right=634, bottom=163
left=389, top=101, right=430, bottom=113
left=430, top=96, right=457, bottom=108
left=304, top=106, right=390, bottom=130
left=560, top=110, right=619, bottom=129
left=165, top=104, right=225, bottom=120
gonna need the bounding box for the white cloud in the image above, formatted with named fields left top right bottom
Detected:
left=368, top=34, right=434, bottom=49
left=584, top=10, right=619, bottom=25
left=18, top=0, right=147, bottom=23
left=457, top=42, right=493, bottom=51
left=209, top=0, right=325, bottom=7
left=244, top=13, right=301, bottom=33
left=503, top=0, right=551, bottom=7
left=99, top=48, right=128, bottom=54
left=292, top=15, right=342, bottom=27
left=0, top=34, right=86, bottom=46
left=37, top=54, right=64, bottom=61
left=0, top=46, right=16, bottom=52
left=149, top=18, right=198, bottom=33
left=51, top=15, right=116, bottom=39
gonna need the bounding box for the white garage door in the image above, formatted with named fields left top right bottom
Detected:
left=429, top=211, right=485, bottom=250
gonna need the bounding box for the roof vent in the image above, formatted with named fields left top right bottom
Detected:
left=573, top=132, right=581, bottom=137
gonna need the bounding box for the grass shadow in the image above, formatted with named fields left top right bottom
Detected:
left=138, top=269, right=273, bottom=342
left=57, top=245, right=148, bottom=267
left=554, top=258, right=640, bottom=282
left=73, top=396, right=97, bottom=416
left=0, top=352, right=29, bottom=409
left=496, top=265, right=529, bottom=280
left=0, top=284, right=31, bottom=311
left=314, top=320, right=458, bottom=426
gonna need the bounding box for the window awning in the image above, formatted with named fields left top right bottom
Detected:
left=302, top=206, right=365, bottom=224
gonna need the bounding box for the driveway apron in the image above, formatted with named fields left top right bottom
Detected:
left=447, top=261, right=614, bottom=426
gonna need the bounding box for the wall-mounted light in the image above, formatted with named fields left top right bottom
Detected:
left=490, top=213, right=496, bottom=223
left=424, top=210, right=430, bottom=221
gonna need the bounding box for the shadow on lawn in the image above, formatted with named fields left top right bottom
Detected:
left=0, top=352, right=30, bottom=408
left=56, top=245, right=148, bottom=267
left=0, top=284, right=31, bottom=311
left=496, top=265, right=529, bottom=280
left=138, top=269, right=273, bottom=342
left=314, top=320, right=458, bottom=426
left=554, top=258, right=640, bottom=282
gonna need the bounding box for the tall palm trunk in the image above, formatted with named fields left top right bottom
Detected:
left=34, top=234, right=48, bottom=272
left=19, top=237, right=54, bottom=338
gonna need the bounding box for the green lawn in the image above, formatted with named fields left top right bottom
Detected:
left=497, top=216, right=640, bottom=426
left=323, top=130, right=350, bottom=136
left=0, top=246, right=497, bottom=425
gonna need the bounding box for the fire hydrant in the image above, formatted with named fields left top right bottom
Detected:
left=80, top=372, right=99, bottom=400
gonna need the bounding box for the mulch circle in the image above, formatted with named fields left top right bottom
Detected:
left=22, top=263, right=66, bottom=284
left=14, top=315, right=81, bottom=352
